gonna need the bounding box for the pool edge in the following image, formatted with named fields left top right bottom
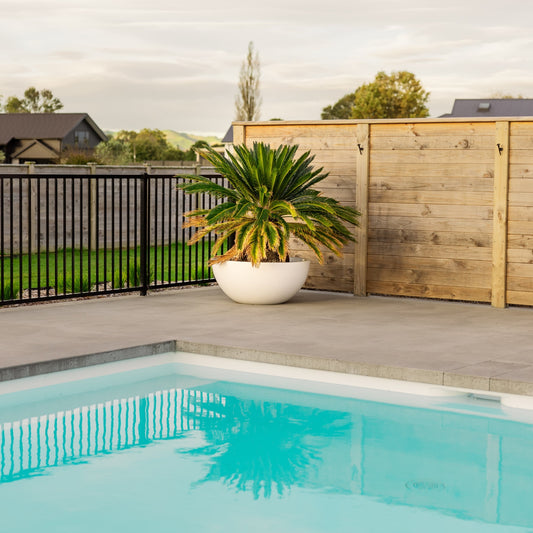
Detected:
left=2, top=338, right=533, bottom=398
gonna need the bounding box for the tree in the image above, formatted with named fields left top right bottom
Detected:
left=96, top=129, right=198, bottom=164
left=235, top=42, right=261, bottom=121
left=321, top=71, right=430, bottom=119
left=4, top=87, right=63, bottom=113
left=321, top=93, right=357, bottom=120
left=94, top=138, right=133, bottom=165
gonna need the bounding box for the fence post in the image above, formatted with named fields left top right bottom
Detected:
left=354, top=123, right=369, bottom=296
left=491, top=121, right=510, bottom=308
left=28, top=163, right=38, bottom=254
left=89, top=163, right=97, bottom=251
left=232, top=124, right=245, bottom=146
left=140, top=172, right=150, bottom=296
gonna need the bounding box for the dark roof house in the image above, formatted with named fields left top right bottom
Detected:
left=0, top=113, right=107, bottom=163
left=440, top=99, right=533, bottom=118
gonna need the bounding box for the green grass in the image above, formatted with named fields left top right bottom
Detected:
left=1, top=241, right=213, bottom=294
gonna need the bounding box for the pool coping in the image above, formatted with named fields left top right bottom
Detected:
left=2, top=338, right=533, bottom=398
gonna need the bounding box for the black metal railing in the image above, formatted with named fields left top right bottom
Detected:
left=0, top=168, right=225, bottom=305
left=0, top=387, right=220, bottom=484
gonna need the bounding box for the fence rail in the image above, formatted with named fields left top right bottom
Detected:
left=0, top=165, right=224, bottom=304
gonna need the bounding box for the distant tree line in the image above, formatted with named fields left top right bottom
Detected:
left=93, top=129, right=203, bottom=165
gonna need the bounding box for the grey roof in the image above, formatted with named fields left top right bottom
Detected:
left=441, top=99, right=533, bottom=118
left=221, top=125, right=233, bottom=143
left=0, top=113, right=107, bottom=145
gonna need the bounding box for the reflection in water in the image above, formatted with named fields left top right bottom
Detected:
left=177, top=394, right=351, bottom=499
left=2, top=380, right=533, bottom=530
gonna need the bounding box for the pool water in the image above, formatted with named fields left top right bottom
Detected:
left=1, top=353, right=533, bottom=533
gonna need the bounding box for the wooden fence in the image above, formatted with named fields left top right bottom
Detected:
left=234, top=118, right=533, bottom=308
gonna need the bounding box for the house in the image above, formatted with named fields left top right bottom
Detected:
left=440, top=99, right=533, bottom=118
left=0, top=113, right=107, bottom=164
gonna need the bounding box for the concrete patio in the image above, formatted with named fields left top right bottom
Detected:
left=1, top=286, right=533, bottom=395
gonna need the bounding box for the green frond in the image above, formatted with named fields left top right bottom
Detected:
left=178, top=141, right=361, bottom=266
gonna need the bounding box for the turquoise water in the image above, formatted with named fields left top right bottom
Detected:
left=1, top=359, right=533, bottom=533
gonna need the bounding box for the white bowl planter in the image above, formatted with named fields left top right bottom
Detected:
left=212, top=258, right=310, bottom=305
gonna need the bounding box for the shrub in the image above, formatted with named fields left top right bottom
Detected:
left=114, top=261, right=154, bottom=288
left=1, top=280, right=19, bottom=300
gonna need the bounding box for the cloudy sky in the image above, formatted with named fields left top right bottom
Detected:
left=1, top=0, right=532, bottom=137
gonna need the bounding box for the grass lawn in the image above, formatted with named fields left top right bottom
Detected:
left=1, top=241, right=213, bottom=295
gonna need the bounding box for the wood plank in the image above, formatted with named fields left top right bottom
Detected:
left=507, top=263, right=533, bottom=277
left=310, top=162, right=357, bottom=174
left=305, top=275, right=353, bottom=292
left=508, top=192, right=533, bottom=207
left=508, top=136, right=533, bottom=149
left=319, top=175, right=356, bottom=188
left=367, top=267, right=490, bottom=289
left=371, top=149, right=494, bottom=164
left=509, top=206, right=533, bottom=221
left=245, top=135, right=357, bottom=150
left=370, top=135, right=494, bottom=151
left=508, top=220, right=533, bottom=234
left=370, top=162, right=494, bottom=179
left=370, top=122, right=495, bottom=137
left=509, top=177, right=533, bottom=192
left=318, top=187, right=356, bottom=202
left=369, top=202, right=492, bottom=220
left=509, top=165, right=533, bottom=178
left=510, top=122, right=533, bottom=135
left=509, top=152, right=533, bottom=165
left=308, top=263, right=354, bottom=279
left=369, top=215, right=492, bottom=232
left=354, top=123, right=369, bottom=296
left=507, top=276, right=533, bottom=292
left=507, top=248, right=533, bottom=264
left=492, top=121, right=510, bottom=307
left=367, top=280, right=491, bottom=302
left=367, top=242, right=492, bottom=261
left=368, top=255, right=491, bottom=274
left=506, top=290, right=533, bottom=306
left=290, top=246, right=356, bottom=263
left=301, top=150, right=357, bottom=164
left=508, top=234, right=533, bottom=249
left=369, top=190, right=493, bottom=206
left=243, top=124, right=358, bottom=138
left=369, top=228, right=492, bottom=247
left=370, top=176, right=494, bottom=192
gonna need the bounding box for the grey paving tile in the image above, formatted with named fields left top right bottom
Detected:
left=2, top=287, right=533, bottom=394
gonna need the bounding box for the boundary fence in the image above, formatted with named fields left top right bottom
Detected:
left=0, top=164, right=224, bottom=305
left=234, top=118, right=533, bottom=308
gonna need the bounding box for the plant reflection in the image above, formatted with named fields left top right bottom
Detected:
left=177, top=392, right=352, bottom=499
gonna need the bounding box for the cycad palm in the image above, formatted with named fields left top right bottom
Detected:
left=178, top=142, right=360, bottom=266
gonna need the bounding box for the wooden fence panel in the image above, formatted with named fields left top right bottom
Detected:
left=241, top=119, right=533, bottom=307
left=367, top=122, right=495, bottom=302
left=507, top=122, right=533, bottom=305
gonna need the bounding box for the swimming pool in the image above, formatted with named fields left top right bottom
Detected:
left=1, top=352, right=533, bottom=533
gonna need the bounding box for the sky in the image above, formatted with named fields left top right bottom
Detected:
left=1, top=0, right=533, bottom=138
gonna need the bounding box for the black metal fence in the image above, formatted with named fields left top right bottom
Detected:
left=0, top=387, right=219, bottom=484
left=0, top=167, right=225, bottom=305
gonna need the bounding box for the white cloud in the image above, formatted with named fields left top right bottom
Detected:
left=0, top=0, right=532, bottom=134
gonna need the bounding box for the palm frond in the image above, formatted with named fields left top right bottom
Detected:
left=177, top=141, right=361, bottom=265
